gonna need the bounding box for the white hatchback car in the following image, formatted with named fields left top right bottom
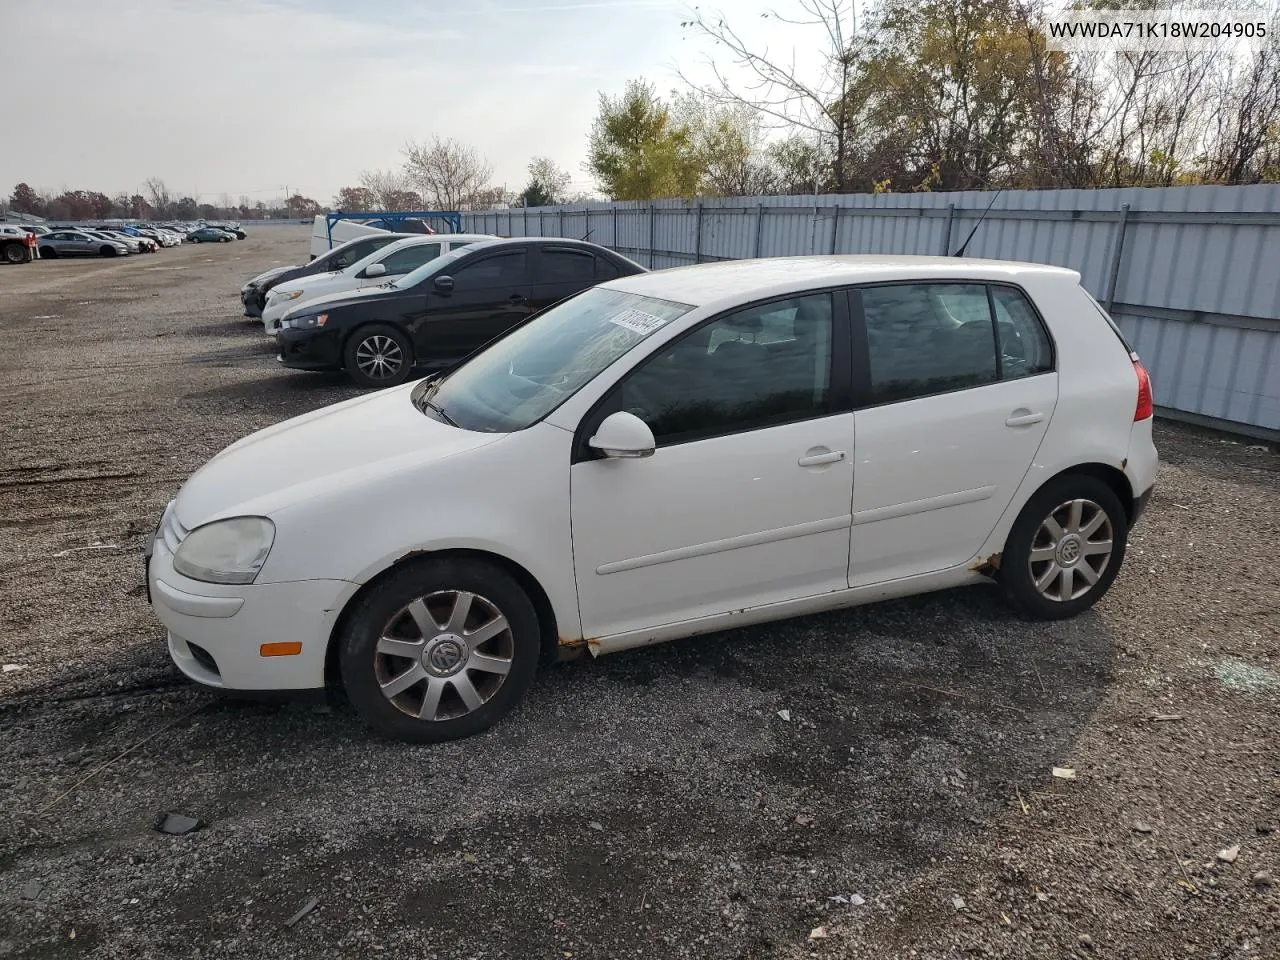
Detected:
left=261, top=234, right=496, bottom=335
left=147, top=256, right=1157, bottom=743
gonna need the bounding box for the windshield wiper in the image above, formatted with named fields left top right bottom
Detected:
left=422, top=397, right=457, bottom=426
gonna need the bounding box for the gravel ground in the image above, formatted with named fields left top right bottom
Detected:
left=1, top=227, right=1278, bottom=959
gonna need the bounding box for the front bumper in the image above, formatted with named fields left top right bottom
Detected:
left=278, top=327, right=344, bottom=371
left=241, top=288, right=265, bottom=318
left=147, top=521, right=352, bottom=691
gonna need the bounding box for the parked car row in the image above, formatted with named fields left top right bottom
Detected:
left=240, top=234, right=645, bottom=387
left=0, top=219, right=248, bottom=261
left=169, top=246, right=1159, bottom=744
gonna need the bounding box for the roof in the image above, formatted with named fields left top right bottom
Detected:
left=605, top=255, right=1082, bottom=309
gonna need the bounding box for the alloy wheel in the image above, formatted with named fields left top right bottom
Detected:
left=373, top=590, right=514, bottom=722
left=1028, top=498, right=1114, bottom=602
left=354, top=335, right=404, bottom=380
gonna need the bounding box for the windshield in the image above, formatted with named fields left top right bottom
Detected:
left=414, top=287, right=693, bottom=433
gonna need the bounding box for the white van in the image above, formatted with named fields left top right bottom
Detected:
left=310, top=214, right=438, bottom=260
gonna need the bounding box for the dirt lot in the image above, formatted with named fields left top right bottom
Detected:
left=1, top=226, right=1278, bottom=959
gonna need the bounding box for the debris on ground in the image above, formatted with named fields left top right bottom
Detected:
left=1217, top=844, right=1240, bottom=864
left=951, top=896, right=966, bottom=910
left=1253, top=871, right=1273, bottom=889
left=1051, top=767, right=1077, bottom=780
left=776, top=709, right=791, bottom=722
left=808, top=925, right=828, bottom=940
left=155, top=812, right=202, bottom=836
left=1133, top=821, right=1153, bottom=834
left=51, top=542, right=119, bottom=558
left=795, top=814, right=814, bottom=827
left=284, top=897, right=318, bottom=928
left=1078, top=933, right=1095, bottom=950
left=2, top=663, right=24, bottom=673
left=588, top=821, right=604, bottom=832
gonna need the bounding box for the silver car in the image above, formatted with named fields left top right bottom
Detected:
left=37, top=230, right=130, bottom=258
left=84, top=229, right=144, bottom=254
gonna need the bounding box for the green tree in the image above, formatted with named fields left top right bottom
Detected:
left=519, top=156, right=571, bottom=207
left=587, top=79, right=701, bottom=200
left=673, top=94, right=778, bottom=196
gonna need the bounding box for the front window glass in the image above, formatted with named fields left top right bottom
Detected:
left=418, top=287, right=692, bottom=433
left=618, top=293, right=834, bottom=445
left=378, top=243, right=442, bottom=275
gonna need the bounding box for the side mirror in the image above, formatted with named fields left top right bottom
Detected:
left=433, top=275, right=455, bottom=294
left=588, top=411, right=655, bottom=459
left=364, top=262, right=387, bottom=278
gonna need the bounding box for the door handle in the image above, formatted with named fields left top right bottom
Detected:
left=1005, top=411, right=1044, bottom=427
left=797, top=450, right=846, bottom=467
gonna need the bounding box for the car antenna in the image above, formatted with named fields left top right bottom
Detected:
left=952, top=188, right=1003, bottom=257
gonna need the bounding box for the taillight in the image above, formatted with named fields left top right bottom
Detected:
left=1133, top=359, right=1153, bottom=421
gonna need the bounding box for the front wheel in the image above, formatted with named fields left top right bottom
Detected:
left=1001, top=474, right=1128, bottom=620
left=100, top=245, right=118, bottom=258
left=39, top=246, right=57, bottom=259
left=2, top=242, right=26, bottom=264
left=343, top=323, right=413, bottom=388
left=338, top=558, right=541, bottom=743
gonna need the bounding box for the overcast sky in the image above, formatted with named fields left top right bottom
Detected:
left=4, top=0, right=819, bottom=207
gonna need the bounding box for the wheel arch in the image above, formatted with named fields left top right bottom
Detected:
left=324, top=547, right=564, bottom=691
left=1044, top=461, right=1136, bottom=522
left=341, top=319, right=415, bottom=359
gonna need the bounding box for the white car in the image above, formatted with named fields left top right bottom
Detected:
left=147, top=256, right=1158, bottom=743
left=261, top=234, right=495, bottom=335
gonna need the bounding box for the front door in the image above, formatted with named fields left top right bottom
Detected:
left=571, top=291, right=856, bottom=640
left=418, top=248, right=532, bottom=363
left=847, top=282, right=1059, bottom=586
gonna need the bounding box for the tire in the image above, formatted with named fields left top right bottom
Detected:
left=100, top=245, right=118, bottom=258
left=343, top=323, right=414, bottom=389
left=39, top=246, right=57, bottom=259
left=2, top=242, right=26, bottom=264
left=1001, top=473, right=1128, bottom=621
left=338, top=557, right=541, bottom=743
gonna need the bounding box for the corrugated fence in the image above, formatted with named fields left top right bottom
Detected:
left=461, top=185, right=1280, bottom=441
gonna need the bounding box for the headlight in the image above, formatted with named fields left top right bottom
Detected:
left=281, top=313, right=328, bottom=331
left=173, top=516, right=275, bottom=585
left=279, top=290, right=304, bottom=301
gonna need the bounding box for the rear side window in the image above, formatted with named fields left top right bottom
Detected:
left=991, top=287, right=1053, bottom=378
left=540, top=248, right=596, bottom=283
left=861, top=283, right=998, bottom=403
left=859, top=282, right=1054, bottom=404
left=596, top=257, right=620, bottom=280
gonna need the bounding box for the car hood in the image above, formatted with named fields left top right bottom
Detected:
left=244, top=265, right=295, bottom=290
left=173, top=382, right=500, bottom=528
left=280, top=284, right=403, bottom=320
left=269, top=271, right=343, bottom=300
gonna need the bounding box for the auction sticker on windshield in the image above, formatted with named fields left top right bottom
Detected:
left=607, top=308, right=670, bottom=335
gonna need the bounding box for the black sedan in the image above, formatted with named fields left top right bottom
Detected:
left=277, top=238, right=645, bottom=388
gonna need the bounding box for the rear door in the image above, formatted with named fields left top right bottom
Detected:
left=847, top=282, right=1058, bottom=586
left=414, top=248, right=532, bottom=363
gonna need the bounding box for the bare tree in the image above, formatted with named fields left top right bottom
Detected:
left=679, top=1, right=863, bottom=190
left=401, top=137, right=494, bottom=210
left=358, top=168, right=415, bottom=209
left=143, top=177, right=171, bottom=216
left=1204, top=34, right=1280, bottom=183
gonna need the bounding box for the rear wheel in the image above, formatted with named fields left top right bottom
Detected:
left=2, top=242, right=26, bottom=264
left=338, top=558, right=541, bottom=743
left=343, top=323, right=413, bottom=389
left=1001, top=474, right=1128, bottom=620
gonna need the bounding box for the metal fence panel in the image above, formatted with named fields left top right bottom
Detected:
left=461, top=183, right=1280, bottom=439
